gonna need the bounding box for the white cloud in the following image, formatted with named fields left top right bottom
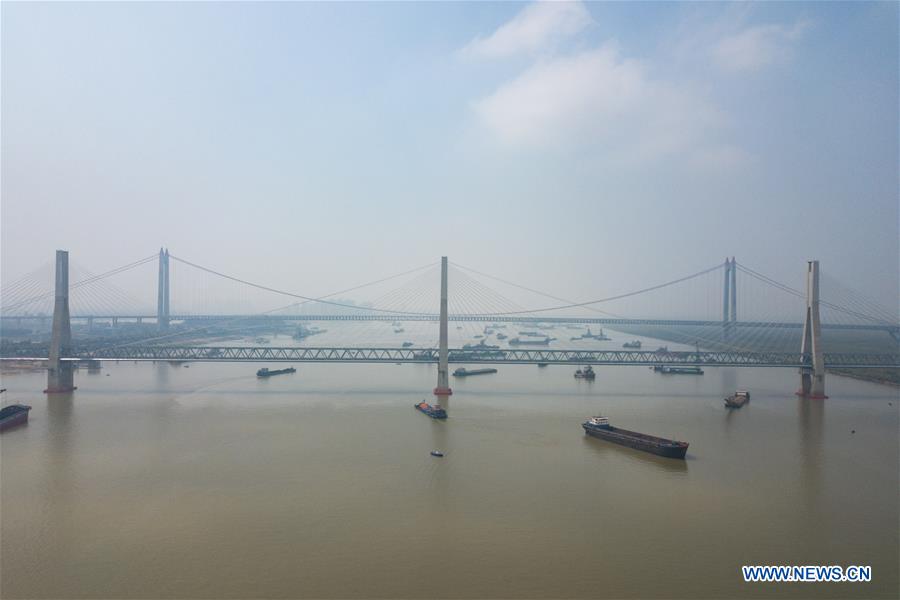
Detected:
left=713, top=21, right=809, bottom=72
left=461, top=1, right=592, bottom=59
left=471, top=43, right=741, bottom=169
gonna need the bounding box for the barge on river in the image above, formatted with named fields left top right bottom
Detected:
left=582, top=416, right=688, bottom=459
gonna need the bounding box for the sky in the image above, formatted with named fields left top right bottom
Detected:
left=2, top=1, right=898, bottom=314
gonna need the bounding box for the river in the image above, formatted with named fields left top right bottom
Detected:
left=1, top=329, right=897, bottom=598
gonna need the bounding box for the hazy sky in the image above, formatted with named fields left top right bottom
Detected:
left=2, top=1, right=898, bottom=310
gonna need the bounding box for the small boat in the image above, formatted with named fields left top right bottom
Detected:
left=473, top=335, right=484, bottom=339
left=430, top=450, right=444, bottom=457
left=583, top=416, right=688, bottom=459
left=575, top=365, right=596, bottom=379
left=257, top=367, right=297, bottom=377
left=496, top=333, right=508, bottom=340
left=415, top=401, right=447, bottom=419
left=0, top=404, right=31, bottom=432
left=580, top=328, right=611, bottom=340
left=394, top=328, right=405, bottom=333
left=453, top=367, right=498, bottom=377
left=725, top=390, right=750, bottom=408
left=537, top=363, right=548, bottom=367
left=402, top=341, right=414, bottom=348
left=623, top=340, right=642, bottom=349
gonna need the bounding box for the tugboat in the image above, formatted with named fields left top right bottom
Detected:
left=453, top=367, right=498, bottom=377
left=623, top=340, right=642, bottom=349
left=415, top=401, right=447, bottom=419
left=0, top=404, right=31, bottom=432
left=257, top=367, right=297, bottom=377
left=725, top=390, right=750, bottom=408
left=575, top=365, right=596, bottom=379
left=582, top=416, right=688, bottom=459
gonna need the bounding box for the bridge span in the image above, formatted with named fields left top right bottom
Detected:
left=43, top=345, right=900, bottom=369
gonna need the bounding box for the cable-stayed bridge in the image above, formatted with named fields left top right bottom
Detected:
left=2, top=249, right=897, bottom=398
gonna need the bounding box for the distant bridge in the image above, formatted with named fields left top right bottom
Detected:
left=3, top=313, right=897, bottom=336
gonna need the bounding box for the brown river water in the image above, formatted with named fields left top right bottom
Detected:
left=1, top=332, right=898, bottom=598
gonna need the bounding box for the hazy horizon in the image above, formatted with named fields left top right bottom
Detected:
left=2, top=1, right=898, bottom=312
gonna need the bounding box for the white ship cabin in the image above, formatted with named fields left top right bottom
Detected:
left=588, top=416, right=610, bottom=427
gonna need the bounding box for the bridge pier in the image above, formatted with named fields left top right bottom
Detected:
left=432, top=256, right=452, bottom=409
left=798, top=260, right=827, bottom=399
left=45, top=250, right=76, bottom=394
left=722, top=257, right=737, bottom=336
left=157, top=248, right=170, bottom=331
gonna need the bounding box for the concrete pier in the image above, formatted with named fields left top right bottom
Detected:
left=45, top=250, right=76, bottom=393
left=433, top=256, right=452, bottom=409
left=798, top=260, right=826, bottom=398
left=157, top=248, right=170, bottom=330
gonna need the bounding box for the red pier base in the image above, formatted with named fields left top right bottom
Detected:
left=433, top=387, right=452, bottom=396
left=44, top=386, right=77, bottom=394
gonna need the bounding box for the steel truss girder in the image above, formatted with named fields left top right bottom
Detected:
left=68, top=346, right=900, bottom=368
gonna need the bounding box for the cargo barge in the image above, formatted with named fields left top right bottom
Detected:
left=415, top=401, right=447, bottom=419
left=0, top=404, right=31, bottom=432
left=574, top=366, right=596, bottom=379
left=583, top=416, right=688, bottom=459
left=508, top=337, right=552, bottom=346
left=653, top=366, right=704, bottom=375
left=257, top=367, right=297, bottom=377
left=453, top=367, right=498, bottom=377
left=725, top=390, right=750, bottom=408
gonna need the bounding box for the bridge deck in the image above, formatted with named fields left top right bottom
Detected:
left=10, top=346, right=893, bottom=368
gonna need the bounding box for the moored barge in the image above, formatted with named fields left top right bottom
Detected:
left=582, top=416, right=688, bottom=459
left=0, top=404, right=32, bottom=432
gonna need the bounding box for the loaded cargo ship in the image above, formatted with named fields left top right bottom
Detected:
left=0, top=404, right=31, bottom=432
left=582, top=416, right=688, bottom=459
left=453, top=367, right=498, bottom=377
left=725, top=390, right=750, bottom=408
left=257, top=367, right=297, bottom=377
left=415, top=401, right=447, bottom=419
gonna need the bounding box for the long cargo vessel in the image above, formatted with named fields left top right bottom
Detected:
left=653, top=366, right=704, bottom=375
left=508, top=337, right=552, bottom=346
left=0, top=404, right=31, bottom=432
left=257, top=367, right=297, bottom=377
left=582, top=416, right=688, bottom=459
left=415, top=401, right=447, bottom=419
left=453, top=367, right=498, bottom=377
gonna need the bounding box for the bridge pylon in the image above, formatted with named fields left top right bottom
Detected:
left=433, top=256, right=452, bottom=409
left=798, top=260, right=827, bottom=399
left=45, top=250, right=76, bottom=393
left=722, top=257, right=737, bottom=333
left=157, top=248, right=170, bottom=330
